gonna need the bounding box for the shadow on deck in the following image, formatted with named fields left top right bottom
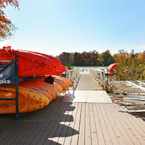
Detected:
left=129, top=112, right=145, bottom=122
left=0, top=97, right=79, bottom=145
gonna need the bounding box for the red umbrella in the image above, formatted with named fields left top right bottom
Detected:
left=0, top=46, right=65, bottom=77
left=107, top=63, right=117, bottom=75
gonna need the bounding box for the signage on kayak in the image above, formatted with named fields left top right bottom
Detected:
left=0, top=61, right=16, bottom=84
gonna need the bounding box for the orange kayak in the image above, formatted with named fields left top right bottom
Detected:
left=54, top=76, right=73, bottom=91
left=0, top=77, right=73, bottom=114
left=0, top=86, right=49, bottom=113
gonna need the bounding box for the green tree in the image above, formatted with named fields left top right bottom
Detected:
left=100, top=50, right=115, bottom=66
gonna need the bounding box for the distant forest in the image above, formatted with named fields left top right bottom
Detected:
left=58, top=50, right=115, bottom=66
left=58, top=50, right=145, bottom=80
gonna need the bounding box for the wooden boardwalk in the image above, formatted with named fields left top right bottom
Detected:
left=0, top=100, right=145, bottom=145
left=0, top=73, right=145, bottom=145
left=76, top=74, right=102, bottom=90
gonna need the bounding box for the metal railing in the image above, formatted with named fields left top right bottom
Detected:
left=66, top=68, right=80, bottom=96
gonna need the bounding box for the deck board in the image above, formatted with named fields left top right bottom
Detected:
left=85, top=104, right=92, bottom=145
left=71, top=103, right=82, bottom=145
left=78, top=103, right=85, bottom=145
left=63, top=103, right=78, bottom=145
left=0, top=98, right=145, bottom=145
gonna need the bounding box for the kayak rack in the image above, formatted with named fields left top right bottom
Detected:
left=0, top=54, right=19, bottom=119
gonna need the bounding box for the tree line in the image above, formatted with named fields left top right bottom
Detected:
left=58, top=50, right=115, bottom=67
left=58, top=50, right=145, bottom=80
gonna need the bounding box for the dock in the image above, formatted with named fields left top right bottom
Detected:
left=0, top=72, right=145, bottom=145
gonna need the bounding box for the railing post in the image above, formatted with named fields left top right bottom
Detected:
left=15, top=52, right=19, bottom=119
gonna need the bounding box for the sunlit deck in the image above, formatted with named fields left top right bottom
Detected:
left=0, top=73, right=145, bottom=145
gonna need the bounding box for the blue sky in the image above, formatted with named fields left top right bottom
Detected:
left=1, top=0, right=145, bottom=55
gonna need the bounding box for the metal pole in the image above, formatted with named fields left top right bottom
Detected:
left=15, top=51, right=19, bottom=119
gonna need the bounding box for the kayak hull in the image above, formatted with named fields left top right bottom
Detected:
left=0, top=48, right=65, bottom=77
left=0, top=77, right=72, bottom=114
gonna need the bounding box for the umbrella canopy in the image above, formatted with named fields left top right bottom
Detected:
left=0, top=46, right=65, bottom=77
left=107, top=63, right=117, bottom=75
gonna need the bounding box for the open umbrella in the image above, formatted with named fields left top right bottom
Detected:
left=0, top=46, right=65, bottom=77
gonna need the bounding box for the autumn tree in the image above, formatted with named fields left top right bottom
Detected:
left=0, top=0, right=18, bottom=38
left=137, top=51, right=145, bottom=63
left=114, top=50, right=145, bottom=80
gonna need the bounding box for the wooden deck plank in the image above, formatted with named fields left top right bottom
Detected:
left=102, top=104, right=133, bottom=145
left=102, top=104, right=121, bottom=145
left=121, top=110, right=145, bottom=145
left=78, top=103, right=85, bottom=145
left=48, top=101, right=72, bottom=144
left=121, top=109, right=145, bottom=139
left=92, top=104, right=106, bottom=145
left=90, top=104, right=99, bottom=145
left=111, top=104, right=138, bottom=145
left=63, top=103, right=79, bottom=145
left=116, top=106, right=144, bottom=145
left=85, top=103, right=92, bottom=145
left=128, top=115, right=145, bottom=140
left=104, top=105, right=132, bottom=145
left=32, top=123, right=52, bottom=145
left=0, top=100, right=145, bottom=145
left=99, top=104, right=115, bottom=145
left=109, top=104, right=141, bottom=145
left=46, top=101, right=67, bottom=145
left=71, top=103, right=82, bottom=145
left=58, top=103, right=77, bottom=145
left=100, top=104, right=117, bottom=145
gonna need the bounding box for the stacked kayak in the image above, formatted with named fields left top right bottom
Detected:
left=0, top=47, right=65, bottom=77
left=0, top=77, right=73, bottom=114
left=54, top=76, right=73, bottom=92
left=0, top=47, right=73, bottom=114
